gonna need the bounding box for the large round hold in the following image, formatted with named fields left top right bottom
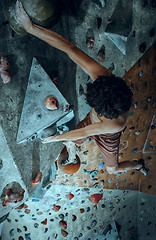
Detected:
left=57, top=147, right=81, bottom=174
left=5, top=0, right=61, bottom=35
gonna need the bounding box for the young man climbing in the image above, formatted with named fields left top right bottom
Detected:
left=16, top=0, right=143, bottom=174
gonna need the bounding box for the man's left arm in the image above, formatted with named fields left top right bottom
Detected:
left=42, top=122, right=123, bottom=143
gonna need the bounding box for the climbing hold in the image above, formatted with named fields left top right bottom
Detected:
left=66, top=193, right=74, bottom=200
left=45, top=97, right=58, bottom=110
left=80, top=208, right=85, bottom=213
left=25, top=209, right=31, bottom=214
left=41, top=218, right=47, bottom=225
left=146, top=156, right=151, bottom=161
left=108, top=179, right=113, bottom=183
left=59, top=220, right=67, bottom=230
left=53, top=204, right=61, bottom=212
left=79, top=84, right=84, bottom=95
left=25, top=233, right=31, bottom=240
left=86, top=37, right=95, bottom=50
left=91, top=220, right=97, bottom=228
left=90, top=170, right=98, bottom=180
left=83, top=150, right=88, bottom=155
left=148, top=146, right=153, bottom=150
left=135, top=130, right=141, bottom=135
left=97, top=46, right=105, bottom=62
left=19, top=237, right=24, bottom=240
left=83, top=169, right=90, bottom=174
left=15, top=203, right=24, bottom=210
left=133, top=148, right=137, bottom=153
left=97, top=17, right=102, bottom=29
left=151, top=124, right=155, bottom=129
left=72, top=215, right=77, bottom=221
left=61, top=229, right=68, bottom=237
left=129, top=126, right=135, bottom=131
left=118, top=153, right=123, bottom=159
left=32, top=171, right=42, bottom=185
left=139, top=71, right=143, bottom=76
left=5, top=0, right=61, bottom=36
left=0, top=57, right=11, bottom=84
left=147, top=96, right=152, bottom=102
left=149, top=28, right=155, bottom=37
left=134, top=102, right=138, bottom=108
left=100, top=169, right=104, bottom=174
left=89, top=193, right=103, bottom=204
left=97, top=162, right=105, bottom=169
left=1, top=188, right=25, bottom=207
left=10, top=229, right=14, bottom=237
left=77, top=146, right=81, bottom=152
left=93, top=0, right=105, bottom=9
left=139, top=42, right=146, bottom=53
left=0, top=158, right=3, bottom=170
left=59, top=214, right=64, bottom=220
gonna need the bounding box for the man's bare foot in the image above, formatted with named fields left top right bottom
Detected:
left=61, top=157, right=78, bottom=166
left=63, top=141, right=77, bottom=163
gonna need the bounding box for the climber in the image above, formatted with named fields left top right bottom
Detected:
left=15, top=0, right=143, bottom=174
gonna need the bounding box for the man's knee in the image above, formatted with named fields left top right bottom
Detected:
left=106, top=165, right=118, bottom=174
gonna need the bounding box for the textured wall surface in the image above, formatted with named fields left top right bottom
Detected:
left=0, top=0, right=156, bottom=238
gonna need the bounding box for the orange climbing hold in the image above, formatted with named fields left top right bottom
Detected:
left=1, top=188, right=25, bottom=207
left=45, top=96, right=59, bottom=110
left=66, top=193, right=74, bottom=200
left=25, top=209, right=31, bottom=214
left=53, top=204, right=61, bottom=212
left=32, top=171, right=42, bottom=185
left=15, top=203, right=24, bottom=210
left=61, top=229, right=68, bottom=237
left=59, top=220, right=67, bottom=230
left=89, top=193, right=103, bottom=204
left=41, top=218, right=47, bottom=225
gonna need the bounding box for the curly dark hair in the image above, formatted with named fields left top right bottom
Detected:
left=86, top=75, right=133, bottom=119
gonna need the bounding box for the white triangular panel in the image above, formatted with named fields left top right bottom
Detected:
left=17, top=58, right=73, bottom=143
left=105, top=32, right=128, bottom=55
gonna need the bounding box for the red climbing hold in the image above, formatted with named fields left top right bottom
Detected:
left=72, top=215, right=77, bottom=221
left=80, top=208, right=85, bottom=213
left=53, top=204, right=61, bottom=212
left=66, top=193, right=74, bottom=200
left=89, top=193, right=103, bottom=204
left=59, top=220, right=67, bottom=230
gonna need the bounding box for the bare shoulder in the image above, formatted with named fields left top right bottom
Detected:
left=99, top=111, right=129, bottom=133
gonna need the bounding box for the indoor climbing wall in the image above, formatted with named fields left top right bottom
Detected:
left=1, top=185, right=156, bottom=239
left=54, top=43, right=156, bottom=196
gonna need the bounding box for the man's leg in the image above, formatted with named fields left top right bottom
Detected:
left=61, top=113, right=92, bottom=165
left=106, top=160, right=142, bottom=174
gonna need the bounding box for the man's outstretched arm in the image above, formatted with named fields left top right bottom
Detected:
left=16, top=1, right=112, bottom=81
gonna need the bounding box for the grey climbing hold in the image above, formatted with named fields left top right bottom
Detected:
left=90, top=170, right=98, bottom=179
left=134, top=102, right=138, bottom=108
left=135, top=130, right=141, bottom=135
left=0, top=158, right=3, bottom=170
